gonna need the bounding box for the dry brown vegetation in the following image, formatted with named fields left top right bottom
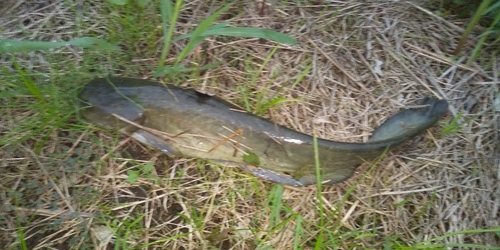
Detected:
left=1, top=0, right=499, bottom=249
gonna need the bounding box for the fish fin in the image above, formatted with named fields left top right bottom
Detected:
left=294, top=164, right=358, bottom=186
left=130, top=129, right=178, bottom=156
left=239, top=164, right=307, bottom=186
left=369, top=97, right=448, bottom=142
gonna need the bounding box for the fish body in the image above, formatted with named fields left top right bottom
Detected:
left=79, top=77, right=448, bottom=186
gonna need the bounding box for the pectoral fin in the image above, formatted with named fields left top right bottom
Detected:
left=293, top=163, right=358, bottom=186
left=208, top=160, right=305, bottom=186
left=130, top=129, right=178, bottom=156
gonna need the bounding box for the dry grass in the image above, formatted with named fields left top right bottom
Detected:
left=1, top=0, right=499, bottom=249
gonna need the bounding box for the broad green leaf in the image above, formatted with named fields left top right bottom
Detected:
left=126, top=170, right=139, bottom=183
left=143, top=162, right=156, bottom=179
left=143, top=162, right=154, bottom=172
left=243, top=151, right=260, bottom=166
left=0, top=37, right=120, bottom=53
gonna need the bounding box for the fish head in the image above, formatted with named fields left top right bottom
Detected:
left=78, top=78, right=145, bottom=134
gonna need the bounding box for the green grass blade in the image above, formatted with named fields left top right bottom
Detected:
left=486, top=1, right=500, bottom=15
left=135, top=0, right=151, bottom=7
left=138, top=233, right=190, bottom=248
left=14, top=197, right=28, bottom=250
left=467, top=6, right=500, bottom=64
left=421, top=227, right=500, bottom=242
left=158, top=0, right=183, bottom=68
left=254, top=45, right=280, bottom=112
left=14, top=62, right=45, bottom=105
left=162, top=0, right=173, bottom=20
left=453, top=0, right=493, bottom=56
left=174, top=22, right=231, bottom=41
left=269, top=184, right=284, bottom=228
left=177, top=26, right=297, bottom=45
left=312, top=132, right=325, bottom=250
left=0, top=37, right=120, bottom=53
left=259, top=97, right=300, bottom=112
left=264, top=62, right=312, bottom=110
left=108, top=0, right=127, bottom=5
left=417, top=243, right=500, bottom=249
left=440, top=112, right=464, bottom=135
left=206, top=27, right=297, bottom=45
left=293, top=215, right=304, bottom=250
left=175, top=3, right=232, bottom=65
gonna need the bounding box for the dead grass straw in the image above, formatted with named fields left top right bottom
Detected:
left=1, top=0, right=498, bottom=249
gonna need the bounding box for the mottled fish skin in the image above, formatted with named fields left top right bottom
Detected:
left=79, top=77, right=448, bottom=186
